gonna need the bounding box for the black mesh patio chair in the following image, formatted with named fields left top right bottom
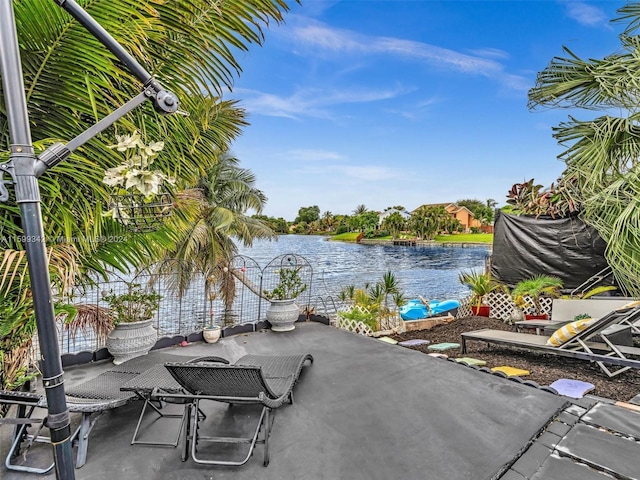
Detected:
left=121, top=356, right=227, bottom=448
left=163, top=353, right=313, bottom=467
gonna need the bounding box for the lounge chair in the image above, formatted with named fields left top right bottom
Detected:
left=1, top=374, right=137, bottom=472
left=120, top=355, right=228, bottom=447
left=1, top=352, right=193, bottom=471
left=162, top=353, right=314, bottom=467
left=461, top=303, right=640, bottom=377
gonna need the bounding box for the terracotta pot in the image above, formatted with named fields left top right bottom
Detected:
left=471, top=305, right=490, bottom=317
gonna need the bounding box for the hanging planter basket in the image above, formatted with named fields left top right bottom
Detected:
left=107, top=187, right=174, bottom=233
left=102, top=130, right=176, bottom=233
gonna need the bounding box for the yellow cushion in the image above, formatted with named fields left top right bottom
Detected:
left=619, top=300, right=640, bottom=310
left=546, top=318, right=593, bottom=347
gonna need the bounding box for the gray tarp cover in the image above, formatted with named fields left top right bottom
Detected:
left=490, top=210, right=611, bottom=290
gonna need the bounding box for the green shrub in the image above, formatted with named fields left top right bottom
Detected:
left=337, top=306, right=379, bottom=331
left=263, top=267, right=308, bottom=300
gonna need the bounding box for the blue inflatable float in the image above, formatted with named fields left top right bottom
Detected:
left=400, top=298, right=460, bottom=320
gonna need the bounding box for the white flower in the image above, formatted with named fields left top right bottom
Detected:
left=129, top=154, right=144, bottom=168
left=103, top=130, right=174, bottom=232
left=124, top=169, right=164, bottom=197
left=104, top=131, right=172, bottom=197
left=103, top=165, right=128, bottom=187
left=109, top=131, right=142, bottom=152
left=143, top=141, right=164, bottom=156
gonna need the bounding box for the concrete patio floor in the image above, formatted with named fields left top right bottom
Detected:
left=2, top=321, right=640, bottom=479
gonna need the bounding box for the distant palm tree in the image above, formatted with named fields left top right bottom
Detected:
left=321, top=211, right=334, bottom=231
left=410, top=206, right=449, bottom=239
left=353, top=204, right=368, bottom=215
left=382, top=212, right=406, bottom=239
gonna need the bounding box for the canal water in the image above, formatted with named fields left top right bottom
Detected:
left=238, top=235, right=491, bottom=302
left=54, top=234, right=490, bottom=355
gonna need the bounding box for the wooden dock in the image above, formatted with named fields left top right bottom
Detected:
left=393, top=239, right=416, bottom=246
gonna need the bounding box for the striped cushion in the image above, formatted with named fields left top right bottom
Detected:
left=546, top=318, right=593, bottom=347
left=619, top=300, right=640, bottom=310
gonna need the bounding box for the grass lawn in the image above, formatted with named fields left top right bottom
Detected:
left=331, top=232, right=493, bottom=244
left=434, top=233, right=493, bottom=244
left=330, top=232, right=361, bottom=242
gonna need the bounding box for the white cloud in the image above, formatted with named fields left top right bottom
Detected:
left=279, top=149, right=344, bottom=162
left=235, top=85, right=409, bottom=119
left=501, top=73, right=532, bottom=92
left=564, top=1, right=610, bottom=28
left=468, top=48, right=510, bottom=60
left=384, top=96, right=442, bottom=120
left=288, top=19, right=500, bottom=73
left=283, top=17, right=528, bottom=87
left=236, top=18, right=531, bottom=119
left=297, top=163, right=402, bottom=182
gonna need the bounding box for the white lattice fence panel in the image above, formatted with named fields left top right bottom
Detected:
left=456, top=296, right=473, bottom=318
left=541, top=297, right=552, bottom=314
left=487, top=293, right=516, bottom=321
left=451, top=293, right=555, bottom=322
left=485, top=293, right=553, bottom=321
left=335, top=316, right=374, bottom=336
left=335, top=306, right=405, bottom=337
left=377, top=313, right=404, bottom=331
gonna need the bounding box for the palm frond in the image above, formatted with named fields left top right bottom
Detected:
left=2, top=0, right=292, bottom=278
left=528, top=46, right=640, bottom=111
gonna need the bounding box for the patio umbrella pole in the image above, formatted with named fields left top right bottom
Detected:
left=0, top=1, right=75, bottom=478
left=0, top=1, right=179, bottom=478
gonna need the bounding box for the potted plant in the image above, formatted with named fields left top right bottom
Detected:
left=458, top=270, right=506, bottom=317
left=102, top=282, right=162, bottom=365
left=102, top=130, right=175, bottom=232
left=511, top=274, right=563, bottom=320
left=263, top=267, right=308, bottom=332
left=203, top=287, right=221, bottom=343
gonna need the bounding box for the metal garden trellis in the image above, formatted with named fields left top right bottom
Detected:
left=107, top=186, right=174, bottom=233
left=0, top=1, right=179, bottom=477
left=48, top=254, right=315, bottom=360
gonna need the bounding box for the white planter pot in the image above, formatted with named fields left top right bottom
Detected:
left=266, top=299, right=300, bottom=332
left=106, top=318, right=157, bottom=365
left=203, top=326, right=221, bottom=343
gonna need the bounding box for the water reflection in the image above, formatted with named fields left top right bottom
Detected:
left=238, top=235, right=490, bottom=301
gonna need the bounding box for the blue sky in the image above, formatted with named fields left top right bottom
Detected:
left=227, top=0, right=625, bottom=221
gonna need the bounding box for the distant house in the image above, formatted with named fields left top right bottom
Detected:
left=412, top=203, right=482, bottom=232
left=378, top=208, right=411, bottom=227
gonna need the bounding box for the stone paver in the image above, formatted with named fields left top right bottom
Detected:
left=491, top=366, right=530, bottom=377
left=454, top=357, right=486, bottom=366
left=427, top=342, right=460, bottom=351
left=549, top=379, right=595, bottom=399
